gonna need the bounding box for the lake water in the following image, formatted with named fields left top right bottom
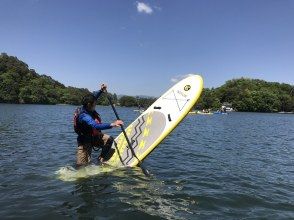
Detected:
left=0, top=104, right=293, bottom=219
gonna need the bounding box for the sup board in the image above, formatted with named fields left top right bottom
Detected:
left=105, top=74, right=203, bottom=167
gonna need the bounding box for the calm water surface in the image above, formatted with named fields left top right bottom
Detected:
left=0, top=104, right=293, bottom=219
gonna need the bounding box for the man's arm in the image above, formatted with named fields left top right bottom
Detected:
left=93, top=84, right=107, bottom=100
left=92, top=90, right=103, bottom=100
left=79, top=113, right=112, bottom=130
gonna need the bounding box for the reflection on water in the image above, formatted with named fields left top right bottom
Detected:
left=68, top=166, right=196, bottom=220
left=113, top=175, right=196, bottom=220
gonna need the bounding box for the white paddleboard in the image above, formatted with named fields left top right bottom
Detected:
left=106, top=74, right=203, bottom=167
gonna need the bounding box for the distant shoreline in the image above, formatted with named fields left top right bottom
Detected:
left=1, top=103, right=293, bottom=114
left=1, top=53, right=293, bottom=113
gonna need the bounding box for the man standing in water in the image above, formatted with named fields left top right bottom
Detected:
left=74, top=84, right=123, bottom=166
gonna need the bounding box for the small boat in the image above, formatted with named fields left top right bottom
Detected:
left=278, top=111, right=294, bottom=114
left=188, top=111, right=197, bottom=114
left=189, top=111, right=212, bottom=115
left=196, top=111, right=213, bottom=115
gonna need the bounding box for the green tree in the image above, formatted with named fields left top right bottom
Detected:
left=0, top=53, right=91, bottom=105
left=119, top=96, right=137, bottom=107
left=195, top=88, right=220, bottom=110
left=0, top=53, right=293, bottom=112
left=0, top=72, right=20, bottom=103
left=194, top=78, right=293, bottom=112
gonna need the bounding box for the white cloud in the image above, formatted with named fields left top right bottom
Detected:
left=171, top=74, right=195, bottom=83
left=137, top=2, right=153, bottom=14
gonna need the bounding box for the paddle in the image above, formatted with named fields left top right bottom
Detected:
left=104, top=90, right=150, bottom=176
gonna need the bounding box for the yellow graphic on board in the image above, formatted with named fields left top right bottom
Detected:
left=107, top=124, right=133, bottom=165
left=146, top=115, right=152, bottom=125
left=137, top=113, right=153, bottom=153
left=126, top=127, right=132, bottom=136
left=139, top=140, right=146, bottom=149
left=143, top=128, right=150, bottom=137
left=107, top=112, right=155, bottom=166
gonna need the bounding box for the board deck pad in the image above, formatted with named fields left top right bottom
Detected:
left=105, top=74, right=203, bottom=167
left=107, top=111, right=166, bottom=167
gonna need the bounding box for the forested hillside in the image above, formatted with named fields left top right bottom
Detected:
left=195, top=78, right=293, bottom=112
left=0, top=53, right=90, bottom=105
left=1, top=53, right=293, bottom=112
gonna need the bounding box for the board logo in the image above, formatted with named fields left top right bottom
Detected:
left=184, top=85, right=191, bottom=91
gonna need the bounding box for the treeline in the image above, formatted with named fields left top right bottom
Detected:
left=119, top=96, right=156, bottom=108
left=0, top=53, right=90, bottom=105
left=195, top=78, right=294, bottom=112
left=1, top=53, right=293, bottom=112
left=96, top=94, right=156, bottom=109
left=0, top=53, right=155, bottom=107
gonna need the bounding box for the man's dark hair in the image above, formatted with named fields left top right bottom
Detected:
left=82, top=94, right=96, bottom=107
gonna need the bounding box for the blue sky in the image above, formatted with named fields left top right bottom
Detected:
left=0, top=0, right=293, bottom=96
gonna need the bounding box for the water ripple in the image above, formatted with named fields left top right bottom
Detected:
left=1, top=105, right=294, bottom=219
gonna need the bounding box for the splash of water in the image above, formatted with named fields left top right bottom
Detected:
left=55, top=164, right=118, bottom=181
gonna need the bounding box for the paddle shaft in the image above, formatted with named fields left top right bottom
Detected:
left=105, top=92, right=142, bottom=166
